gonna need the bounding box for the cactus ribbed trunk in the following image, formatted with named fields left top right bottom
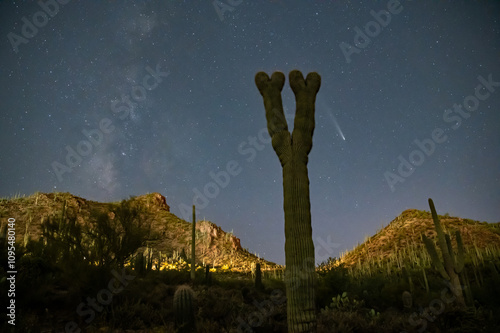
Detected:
left=283, top=159, right=316, bottom=331
left=173, top=285, right=196, bottom=333
left=255, top=262, right=263, bottom=290
left=191, top=205, right=196, bottom=281
left=255, top=70, right=320, bottom=332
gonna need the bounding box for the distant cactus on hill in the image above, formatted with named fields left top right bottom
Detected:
left=422, top=198, right=467, bottom=307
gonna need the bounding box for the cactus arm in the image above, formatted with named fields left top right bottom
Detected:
left=429, top=198, right=456, bottom=281
left=428, top=199, right=453, bottom=271
left=426, top=199, right=466, bottom=307
left=445, top=233, right=456, bottom=269
left=422, top=234, right=450, bottom=280
left=289, top=70, right=321, bottom=157
left=255, top=71, right=286, bottom=136
left=255, top=71, right=291, bottom=167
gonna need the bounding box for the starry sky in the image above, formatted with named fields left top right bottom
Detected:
left=1, top=0, right=499, bottom=265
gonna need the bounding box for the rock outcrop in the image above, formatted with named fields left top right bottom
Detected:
left=135, top=192, right=170, bottom=212
left=198, top=220, right=242, bottom=252
left=152, top=192, right=170, bottom=212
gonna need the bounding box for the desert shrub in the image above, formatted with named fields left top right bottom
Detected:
left=22, top=201, right=146, bottom=289
left=316, top=263, right=351, bottom=308
left=158, top=267, right=192, bottom=285
left=198, top=286, right=238, bottom=325
left=353, top=274, right=387, bottom=308
left=318, top=309, right=373, bottom=333
left=7, top=310, right=40, bottom=333
left=378, top=278, right=409, bottom=308
left=262, top=277, right=286, bottom=294
left=328, top=292, right=365, bottom=312
left=107, top=297, right=165, bottom=329
left=432, top=307, right=479, bottom=333
left=196, top=318, right=227, bottom=333
left=15, top=254, right=62, bottom=310
left=86, top=200, right=150, bottom=268
left=470, top=264, right=500, bottom=308
left=216, top=274, right=254, bottom=291
left=17, top=254, right=53, bottom=288
left=23, top=199, right=148, bottom=273
left=319, top=305, right=417, bottom=333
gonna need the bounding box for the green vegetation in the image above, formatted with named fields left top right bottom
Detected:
left=0, top=193, right=499, bottom=332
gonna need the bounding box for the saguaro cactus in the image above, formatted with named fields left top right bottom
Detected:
left=205, top=264, right=211, bottom=285
left=422, top=198, right=466, bottom=307
left=58, top=200, right=67, bottom=234
left=173, top=285, right=196, bottom=332
left=255, top=70, right=320, bottom=332
left=145, top=247, right=154, bottom=271
left=23, top=218, right=31, bottom=248
left=191, top=205, right=196, bottom=281
left=255, top=262, right=263, bottom=290
left=402, top=291, right=413, bottom=309
left=134, top=252, right=145, bottom=275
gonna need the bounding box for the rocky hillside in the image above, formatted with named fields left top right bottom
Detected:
left=339, top=208, right=500, bottom=268
left=0, top=192, right=278, bottom=271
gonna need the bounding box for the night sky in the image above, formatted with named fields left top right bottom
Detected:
left=1, top=1, right=499, bottom=265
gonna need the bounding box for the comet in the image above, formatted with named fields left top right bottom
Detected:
left=328, top=110, right=345, bottom=141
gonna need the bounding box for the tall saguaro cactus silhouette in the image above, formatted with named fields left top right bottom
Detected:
left=255, top=70, right=321, bottom=332
left=191, top=205, right=196, bottom=281
left=422, top=198, right=467, bottom=308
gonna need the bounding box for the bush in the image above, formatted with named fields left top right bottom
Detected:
left=86, top=200, right=150, bottom=268
left=316, top=263, right=351, bottom=308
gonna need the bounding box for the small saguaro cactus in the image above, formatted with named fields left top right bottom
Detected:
left=146, top=248, right=154, bottom=271
left=255, top=70, right=320, bottom=332
left=422, top=198, right=466, bottom=307
left=205, top=264, right=211, bottom=285
left=173, top=285, right=196, bottom=333
left=402, top=290, right=413, bottom=309
left=58, top=200, right=67, bottom=233
left=23, top=218, right=31, bottom=248
left=134, top=252, right=145, bottom=275
left=191, top=205, right=196, bottom=281
left=255, top=262, right=263, bottom=290
left=0, top=222, right=7, bottom=249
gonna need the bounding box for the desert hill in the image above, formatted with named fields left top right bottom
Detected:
left=2, top=192, right=499, bottom=274
left=0, top=191, right=278, bottom=271
left=2, top=194, right=500, bottom=332
left=337, top=208, right=500, bottom=273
